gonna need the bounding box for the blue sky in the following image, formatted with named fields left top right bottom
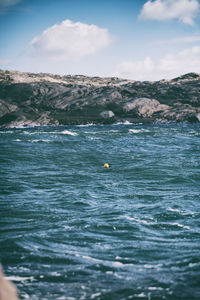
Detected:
left=1, top=0, right=200, bottom=80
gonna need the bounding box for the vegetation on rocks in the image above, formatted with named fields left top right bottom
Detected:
left=0, top=70, right=200, bottom=127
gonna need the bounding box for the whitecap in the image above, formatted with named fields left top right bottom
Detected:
left=30, top=139, right=51, bottom=143
left=123, top=215, right=154, bottom=225
left=75, top=253, right=101, bottom=264
left=189, top=262, right=200, bottom=268
left=5, top=276, right=34, bottom=282
left=13, top=139, right=21, bottom=142
left=129, top=129, right=141, bottom=133
left=76, top=123, right=94, bottom=127
left=84, top=131, right=98, bottom=134
left=50, top=271, right=61, bottom=277
left=182, top=210, right=195, bottom=216
left=167, top=207, right=195, bottom=217
left=24, top=131, right=48, bottom=135
left=63, top=225, right=73, bottom=230
left=24, top=131, right=35, bottom=135
left=0, top=131, right=13, bottom=134
left=91, top=292, right=101, bottom=299
left=84, top=129, right=118, bottom=134
left=24, top=131, right=58, bottom=135
left=148, top=287, right=163, bottom=291
left=8, top=125, right=27, bottom=129
left=9, top=124, right=42, bottom=129
left=144, top=264, right=154, bottom=269
left=61, top=130, right=78, bottom=136
left=188, top=130, right=200, bottom=136
left=81, top=255, right=100, bottom=263
left=113, top=272, right=123, bottom=279
left=115, top=256, right=121, bottom=260
left=167, top=207, right=180, bottom=213
left=108, top=130, right=120, bottom=133
left=30, top=139, right=40, bottom=143
left=20, top=292, right=30, bottom=299
left=114, top=120, right=132, bottom=125
left=137, top=292, right=146, bottom=297
left=171, top=222, right=190, bottom=230
left=87, top=136, right=101, bottom=140
left=111, top=261, right=124, bottom=268
left=129, top=129, right=149, bottom=134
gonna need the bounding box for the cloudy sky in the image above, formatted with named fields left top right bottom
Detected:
left=1, top=0, right=200, bottom=80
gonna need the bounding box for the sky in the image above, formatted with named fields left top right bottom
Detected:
left=1, top=0, right=200, bottom=80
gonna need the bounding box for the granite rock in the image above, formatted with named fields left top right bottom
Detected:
left=0, top=70, right=200, bottom=126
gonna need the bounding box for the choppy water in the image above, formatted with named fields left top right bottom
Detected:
left=0, top=123, right=200, bottom=300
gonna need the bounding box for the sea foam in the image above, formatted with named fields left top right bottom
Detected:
left=61, top=130, right=78, bottom=136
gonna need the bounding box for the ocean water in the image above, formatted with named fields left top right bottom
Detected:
left=0, top=123, right=200, bottom=300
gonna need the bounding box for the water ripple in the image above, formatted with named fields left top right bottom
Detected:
left=1, top=123, right=200, bottom=300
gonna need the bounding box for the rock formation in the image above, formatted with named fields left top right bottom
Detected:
left=0, top=70, right=200, bottom=127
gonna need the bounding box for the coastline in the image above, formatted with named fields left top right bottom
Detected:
left=0, top=70, right=200, bottom=128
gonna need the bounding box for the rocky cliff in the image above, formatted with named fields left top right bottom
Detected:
left=0, top=69, right=200, bottom=127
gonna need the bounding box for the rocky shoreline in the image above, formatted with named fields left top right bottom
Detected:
left=0, top=70, right=200, bottom=127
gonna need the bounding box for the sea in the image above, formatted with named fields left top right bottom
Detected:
left=0, top=122, right=200, bottom=300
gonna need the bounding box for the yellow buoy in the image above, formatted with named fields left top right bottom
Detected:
left=104, top=163, right=109, bottom=168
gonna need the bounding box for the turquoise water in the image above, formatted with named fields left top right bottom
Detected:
left=0, top=123, right=200, bottom=300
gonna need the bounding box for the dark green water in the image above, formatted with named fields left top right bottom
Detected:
left=0, top=123, right=200, bottom=300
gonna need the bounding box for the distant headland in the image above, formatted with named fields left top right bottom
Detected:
left=0, top=69, right=200, bottom=127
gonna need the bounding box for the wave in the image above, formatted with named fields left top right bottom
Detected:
left=129, top=128, right=149, bottom=134
left=84, top=129, right=119, bottom=135
left=123, top=215, right=155, bottom=225
left=61, top=130, right=78, bottom=136
left=171, top=222, right=190, bottom=230
left=0, top=130, right=13, bottom=134
left=114, top=121, right=133, bottom=125
left=87, top=136, right=101, bottom=140
left=5, top=276, right=34, bottom=282
left=167, top=207, right=195, bottom=216
left=23, top=130, right=78, bottom=136
left=75, top=253, right=133, bottom=269
left=30, top=139, right=52, bottom=143
left=167, top=207, right=180, bottom=213
left=76, top=123, right=94, bottom=127
left=9, top=124, right=43, bottom=129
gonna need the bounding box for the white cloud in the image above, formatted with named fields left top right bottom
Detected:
left=114, top=46, right=200, bottom=81
left=139, top=0, right=200, bottom=25
left=30, top=19, right=113, bottom=61
left=0, top=58, right=12, bottom=64
left=114, top=57, right=155, bottom=81
left=152, top=35, right=200, bottom=45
